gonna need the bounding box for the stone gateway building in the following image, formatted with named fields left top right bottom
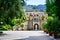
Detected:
left=22, top=9, right=48, bottom=30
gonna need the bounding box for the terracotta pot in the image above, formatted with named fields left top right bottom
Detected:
left=21, top=29, right=24, bottom=31
left=53, top=34, right=60, bottom=38
left=48, top=32, right=53, bottom=36
left=44, top=30, right=48, bottom=34
left=45, top=30, right=49, bottom=34
left=44, top=30, right=46, bottom=32
left=46, top=31, right=48, bottom=34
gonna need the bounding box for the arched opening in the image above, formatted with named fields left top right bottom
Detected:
left=34, top=23, right=39, bottom=30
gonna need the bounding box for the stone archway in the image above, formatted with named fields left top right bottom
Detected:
left=34, top=23, right=39, bottom=30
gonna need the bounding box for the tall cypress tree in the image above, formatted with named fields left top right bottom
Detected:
left=55, top=0, right=60, bottom=19
left=46, top=0, right=56, bottom=16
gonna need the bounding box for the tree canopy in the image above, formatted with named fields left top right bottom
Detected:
left=46, top=0, right=56, bottom=16
left=0, top=0, right=25, bottom=19
left=55, top=0, right=60, bottom=19
left=0, top=0, right=26, bottom=30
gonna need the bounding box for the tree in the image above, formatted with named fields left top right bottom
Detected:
left=46, top=0, right=56, bottom=16
left=0, top=0, right=26, bottom=30
left=55, top=0, right=60, bottom=19
left=0, top=0, right=25, bottom=22
left=46, top=0, right=60, bottom=36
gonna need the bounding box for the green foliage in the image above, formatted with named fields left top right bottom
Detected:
left=49, top=18, right=60, bottom=34
left=20, top=24, right=24, bottom=28
left=12, top=17, right=26, bottom=27
left=0, top=0, right=25, bottom=20
left=12, top=18, right=20, bottom=25
left=46, top=0, right=60, bottom=34
left=42, top=17, right=60, bottom=34
left=55, top=0, right=60, bottom=19
left=46, top=17, right=54, bottom=31
left=0, top=0, right=26, bottom=30
left=47, top=16, right=54, bottom=21
left=46, top=0, right=60, bottom=19
left=0, top=0, right=20, bottom=18
left=42, top=21, right=48, bottom=30
left=2, top=24, right=12, bottom=30
left=46, top=0, right=56, bottom=16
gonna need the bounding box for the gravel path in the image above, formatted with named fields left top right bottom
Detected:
left=0, top=31, right=56, bottom=40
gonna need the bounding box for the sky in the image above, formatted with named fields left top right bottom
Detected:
left=25, top=0, right=46, bottom=5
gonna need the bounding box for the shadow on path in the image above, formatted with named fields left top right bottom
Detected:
left=14, top=35, right=55, bottom=40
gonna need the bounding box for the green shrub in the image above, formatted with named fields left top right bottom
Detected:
left=12, top=18, right=21, bottom=25
left=42, top=16, right=54, bottom=31
left=42, top=21, right=48, bottom=30
left=2, top=24, right=12, bottom=30
left=51, top=19, right=60, bottom=34
left=20, top=24, right=24, bottom=28
left=47, top=16, right=54, bottom=21
left=42, top=16, right=60, bottom=34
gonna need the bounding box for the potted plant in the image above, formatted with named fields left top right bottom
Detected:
left=42, top=16, right=54, bottom=35
left=46, top=21, right=53, bottom=36
left=20, top=24, right=24, bottom=30
left=42, top=21, right=49, bottom=34
left=47, top=17, right=60, bottom=37
left=52, top=19, right=60, bottom=38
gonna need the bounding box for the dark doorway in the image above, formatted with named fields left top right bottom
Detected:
left=34, top=24, right=39, bottom=30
